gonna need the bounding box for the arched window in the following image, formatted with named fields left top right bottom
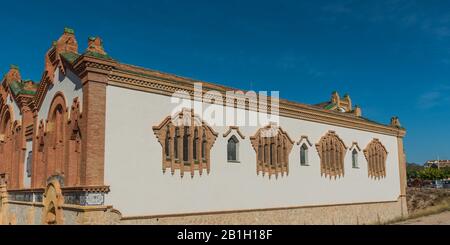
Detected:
left=277, top=142, right=281, bottom=165
left=0, top=110, right=11, bottom=137
left=193, top=128, right=198, bottom=161
left=174, top=127, right=179, bottom=160
left=0, top=109, right=12, bottom=180
left=250, top=125, right=294, bottom=178
left=52, top=105, right=64, bottom=146
left=26, top=150, right=33, bottom=177
left=364, top=139, right=388, bottom=179
left=46, top=93, right=67, bottom=179
left=270, top=143, right=275, bottom=166
left=352, top=149, right=358, bottom=168
left=183, top=126, right=189, bottom=162
left=202, top=129, right=207, bottom=161
left=227, top=135, right=239, bottom=162
left=257, top=139, right=262, bottom=163
left=264, top=144, right=268, bottom=164
left=316, top=131, right=347, bottom=178
left=165, top=126, right=170, bottom=159
left=300, top=143, right=309, bottom=166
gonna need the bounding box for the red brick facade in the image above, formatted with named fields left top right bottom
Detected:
left=0, top=28, right=110, bottom=191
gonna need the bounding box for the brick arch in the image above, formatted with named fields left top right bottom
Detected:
left=47, top=92, right=68, bottom=125
left=0, top=105, right=14, bottom=185
left=0, top=104, right=14, bottom=135
left=45, top=92, right=68, bottom=180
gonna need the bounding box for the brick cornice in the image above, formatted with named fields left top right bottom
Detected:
left=41, top=54, right=406, bottom=138
left=72, top=55, right=116, bottom=85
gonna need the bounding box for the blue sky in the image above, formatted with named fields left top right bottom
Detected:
left=1, top=0, right=449, bottom=164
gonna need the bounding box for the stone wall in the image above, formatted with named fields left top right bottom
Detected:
left=8, top=202, right=43, bottom=225
left=120, top=197, right=407, bottom=225
left=0, top=196, right=406, bottom=225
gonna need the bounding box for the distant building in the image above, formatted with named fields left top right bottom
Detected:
left=425, top=160, right=450, bottom=169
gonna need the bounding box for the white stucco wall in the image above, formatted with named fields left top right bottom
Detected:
left=104, top=85, right=401, bottom=217
left=8, top=94, right=21, bottom=123
left=37, top=69, right=82, bottom=122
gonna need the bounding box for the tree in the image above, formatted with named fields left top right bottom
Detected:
left=442, top=167, right=450, bottom=177
left=417, top=168, right=448, bottom=181
left=406, top=163, right=424, bottom=179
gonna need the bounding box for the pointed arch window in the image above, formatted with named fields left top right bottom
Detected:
left=270, top=143, right=275, bottom=166
left=264, top=144, right=268, bottom=164
left=352, top=149, right=358, bottom=168
left=227, top=135, right=239, bottom=162
left=174, top=127, right=180, bottom=160
left=0, top=108, right=12, bottom=184
left=277, top=141, right=282, bottom=166
left=183, top=126, right=189, bottom=162
left=257, top=139, right=262, bottom=163
left=52, top=105, right=65, bottom=146
left=202, top=129, right=207, bottom=161
left=297, top=136, right=312, bottom=167
left=165, top=126, right=170, bottom=159
left=193, top=128, right=198, bottom=161
left=46, top=93, right=67, bottom=179
left=223, top=127, right=245, bottom=163
left=349, top=142, right=361, bottom=169
left=300, top=144, right=309, bottom=166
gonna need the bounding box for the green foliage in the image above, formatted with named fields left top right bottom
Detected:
left=407, top=163, right=424, bottom=179
left=417, top=168, right=449, bottom=181
left=407, top=169, right=418, bottom=179
left=443, top=167, right=450, bottom=176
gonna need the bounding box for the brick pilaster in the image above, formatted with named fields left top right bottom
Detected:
left=80, top=78, right=107, bottom=186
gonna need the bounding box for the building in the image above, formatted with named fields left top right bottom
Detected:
left=425, top=160, right=450, bottom=169
left=0, top=28, right=408, bottom=225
